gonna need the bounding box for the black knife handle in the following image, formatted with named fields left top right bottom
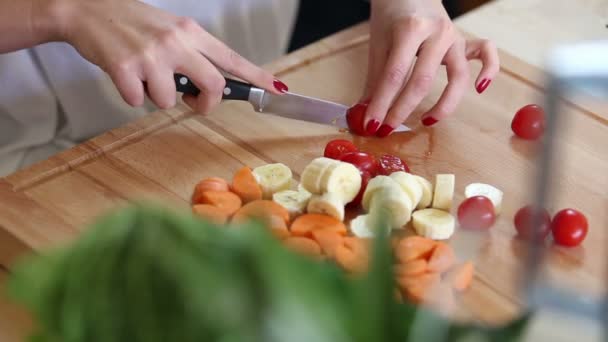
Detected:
left=174, top=74, right=252, bottom=101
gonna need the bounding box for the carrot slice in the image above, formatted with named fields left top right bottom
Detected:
left=427, top=242, right=455, bottom=273
left=444, top=261, right=474, bottom=292
left=311, top=230, right=344, bottom=258
left=198, top=191, right=242, bottom=216
left=192, top=204, right=229, bottom=225
left=395, top=236, right=436, bottom=263
left=192, top=177, right=229, bottom=204
left=283, top=237, right=322, bottom=257
left=343, top=237, right=370, bottom=257
left=394, top=259, right=428, bottom=277
left=232, top=167, right=263, bottom=203
left=397, top=273, right=441, bottom=303
left=232, top=200, right=290, bottom=226
left=290, top=214, right=347, bottom=237
left=335, top=244, right=368, bottom=273
left=269, top=215, right=290, bottom=240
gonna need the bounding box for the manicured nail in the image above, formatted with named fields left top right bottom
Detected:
left=376, top=124, right=394, bottom=138
left=366, top=119, right=380, bottom=135
left=476, top=78, right=491, bottom=94
left=422, top=116, right=438, bottom=126
left=273, top=79, right=289, bottom=93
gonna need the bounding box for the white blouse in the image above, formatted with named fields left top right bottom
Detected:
left=0, top=0, right=298, bottom=176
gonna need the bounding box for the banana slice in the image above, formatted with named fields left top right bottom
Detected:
left=390, top=172, right=423, bottom=208
left=362, top=176, right=400, bottom=211
left=413, top=175, right=433, bottom=209
left=431, top=174, right=455, bottom=211
left=322, top=162, right=362, bottom=203
left=289, top=179, right=299, bottom=191
left=464, top=183, right=503, bottom=215
left=300, top=157, right=339, bottom=194
left=412, top=208, right=455, bottom=240
left=349, top=215, right=375, bottom=238
left=253, top=163, right=293, bottom=199
left=369, top=186, right=413, bottom=229
left=307, top=192, right=345, bottom=221
left=273, top=190, right=312, bottom=219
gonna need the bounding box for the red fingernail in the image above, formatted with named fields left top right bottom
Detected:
left=366, top=119, right=380, bottom=135
left=476, top=78, right=491, bottom=94
left=273, top=79, right=289, bottom=93
left=376, top=124, right=394, bottom=138
left=422, top=116, right=438, bottom=126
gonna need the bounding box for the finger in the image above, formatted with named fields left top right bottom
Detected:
left=108, top=68, right=145, bottom=107
left=365, top=26, right=430, bottom=134
left=382, top=36, right=452, bottom=134
left=361, top=25, right=390, bottom=101
left=143, top=64, right=176, bottom=109
left=465, top=39, right=500, bottom=93
left=177, top=52, right=225, bottom=114
left=421, top=42, right=469, bottom=125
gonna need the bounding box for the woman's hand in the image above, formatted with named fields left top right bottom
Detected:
left=363, top=0, right=499, bottom=136
left=47, top=0, right=288, bottom=113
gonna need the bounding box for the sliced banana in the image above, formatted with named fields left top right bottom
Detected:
left=349, top=215, right=375, bottom=238
left=362, top=176, right=400, bottom=211
left=464, top=183, right=503, bottom=215
left=412, top=208, right=455, bottom=240
left=289, top=179, right=299, bottom=191
left=307, top=192, right=345, bottom=221
left=300, top=157, right=339, bottom=194
left=297, top=182, right=311, bottom=195
left=390, top=171, right=423, bottom=208
left=253, top=163, right=293, bottom=199
left=273, top=190, right=312, bottom=219
left=369, top=186, right=413, bottom=229
left=323, top=162, right=362, bottom=203
left=413, top=175, right=433, bottom=209
left=431, top=174, right=455, bottom=211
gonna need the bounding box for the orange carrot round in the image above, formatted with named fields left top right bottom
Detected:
left=232, top=200, right=290, bottom=227
left=395, top=236, right=437, bottom=263
left=283, top=237, right=322, bottom=257
left=335, top=244, right=368, bottom=273
left=192, top=204, right=229, bottom=225
left=311, top=230, right=344, bottom=258
left=427, top=242, right=455, bottom=273
left=269, top=215, right=290, bottom=240
left=232, top=167, right=263, bottom=203
left=444, top=261, right=474, bottom=292
left=397, top=273, right=441, bottom=303
left=394, top=259, right=428, bottom=277
left=290, top=214, right=347, bottom=237
left=192, top=177, right=229, bottom=204
left=198, top=191, right=242, bottom=216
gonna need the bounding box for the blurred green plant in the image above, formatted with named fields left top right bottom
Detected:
left=8, top=204, right=530, bottom=342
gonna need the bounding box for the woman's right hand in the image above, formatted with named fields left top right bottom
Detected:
left=45, top=0, right=288, bottom=113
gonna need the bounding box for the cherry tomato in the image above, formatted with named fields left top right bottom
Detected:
left=377, top=154, right=410, bottom=175
left=457, top=196, right=496, bottom=230
left=513, top=205, right=552, bottom=240
left=347, top=171, right=372, bottom=207
left=551, top=208, right=588, bottom=247
left=346, top=102, right=372, bottom=136
left=323, top=139, right=358, bottom=160
left=511, top=104, right=545, bottom=140
left=339, top=152, right=378, bottom=175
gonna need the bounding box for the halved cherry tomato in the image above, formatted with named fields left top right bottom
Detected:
left=377, top=154, right=410, bottom=175
left=551, top=208, right=588, bottom=247
left=339, top=152, right=378, bottom=176
left=324, top=139, right=358, bottom=160
left=513, top=205, right=551, bottom=240
left=457, top=196, right=496, bottom=230
left=346, top=102, right=372, bottom=136
left=511, top=104, right=545, bottom=140
left=348, top=171, right=372, bottom=207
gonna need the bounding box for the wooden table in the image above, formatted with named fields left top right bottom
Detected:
left=1, top=2, right=606, bottom=339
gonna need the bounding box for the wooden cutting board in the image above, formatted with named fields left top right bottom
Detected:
left=0, top=22, right=606, bottom=324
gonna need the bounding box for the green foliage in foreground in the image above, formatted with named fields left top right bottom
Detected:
left=8, top=204, right=530, bottom=342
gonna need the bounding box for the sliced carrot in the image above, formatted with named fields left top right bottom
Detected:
left=232, top=200, right=290, bottom=224
left=427, top=242, right=455, bottom=273
left=192, top=204, right=229, bottom=225
left=444, top=261, right=474, bottom=292
left=344, top=237, right=370, bottom=257
left=290, top=214, right=347, bottom=237
left=232, top=167, right=263, bottom=203
left=192, top=177, right=229, bottom=204
left=394, top=259, right=428, bottom=277
left=269, top=215, right=290, bottom=240
left=395, top=236, right=436, bottom=263
left=283, top=237, right=322, bottom=257
left=311, top=230, right=344, bottom=258
left=198, top=191, right=242, bottom=216
left=335, top=244, right=368, bottom=273
left=398, top=273, right=441, bottom=303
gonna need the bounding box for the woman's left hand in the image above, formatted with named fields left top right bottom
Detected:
left=362, top=0, right=500, bottom=137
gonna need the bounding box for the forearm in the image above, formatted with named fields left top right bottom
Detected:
left=0, top=0, right=64, bottom=53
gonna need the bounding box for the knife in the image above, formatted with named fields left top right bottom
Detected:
left=174, top=74, right=410, bottom=132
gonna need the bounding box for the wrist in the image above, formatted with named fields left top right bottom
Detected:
left=30, top=0, right=72, bottom=43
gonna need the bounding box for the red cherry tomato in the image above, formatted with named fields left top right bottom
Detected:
left=323, top=139, right=358, bottom=160
left=347, top=171, right=372, bottom=207
left=339, top=152, right=378, bottom=175
left=457, top=196, right=496, bottom=230
left=377, top=154, right=410, bottom=175
left=513, top=205, right=552, bottom=240
left=346, top=102, right=372, bottom=136
left=511, top=104, right=545, bottom=140
left=551, top=208, right=588, bottom=247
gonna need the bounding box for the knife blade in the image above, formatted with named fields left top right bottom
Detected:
left=174, top=74, right=410, bottom=132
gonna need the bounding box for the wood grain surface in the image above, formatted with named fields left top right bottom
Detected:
left=0, top=21, right=606, bottom=329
